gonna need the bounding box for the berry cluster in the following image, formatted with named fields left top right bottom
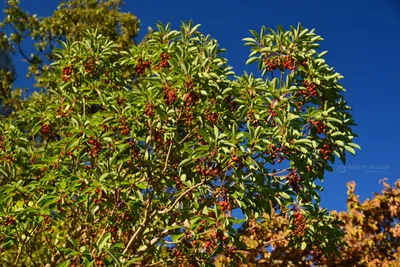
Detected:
left=304, top=80, right=318, bottom=97
left=266, top=144, right=287, bottom=164
left=319, top=142, right=332, bottom=161
left=264, top=54, right=298, bottom=71
left=171, top=176, right=183, bottom=189
left=153, top=130, right=164, bottom=143
left=264, top=57, right=279, bottom=71
left=110, top=226, right=119, bottom=240
left=311, top=246, right=326, bottom=263
left=93, top=188, right=108, bottom=204
left=195, top=162, right=221, bottom=177
left=135, top=58, right=151, bottom=74
left=56, top=105, right=70, bottom=118
left=43, top=215, right=51, bottom=225
left=93, top=255, right=104, bottom=266
left=312, top=120, right=325, bottom=134
left=185, top=91, right=199, bottom=106
left=119, top=117, right=130, bottom=136
left=163, top=87, right=177, bottom=106
left=217, top=187, right=232, bottom=212
left=184, top=110, right=195, bottom=125
left=282, top=55, right=295, bottom=71
left=286, top=170, right=301, bottom=193
left=87, top=136, right=102, bottom=158
left=0, top=135, right=5, bottom=151
left=41, top=123, right=52, bottom=135
left=184, top=79, right=195, bottom=90
left=61, top=65, right=73, bottom=82
left=144, top=103, right=155, bottom=117
left=84, top=57, right=95, bottom=73
left=159, top=52, right=171, bottom=69
left=205, top=111, right=219, bottom=123
left=3, top=216, right=16, bottom=226
left=292, top=210, right=306, bottom=236
left=79, top=181, right=88, bottom=192
left=213, top=229, right=227, bottom=240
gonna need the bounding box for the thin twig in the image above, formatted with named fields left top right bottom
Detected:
left=162, top=141, right=173, bottom=173
left=122, top=189, right=154, bottom=255
left=157, top=176, right=208, bottom=215
left=179, top=126, right=198, bottom=144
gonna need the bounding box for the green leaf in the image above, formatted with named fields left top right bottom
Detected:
left=98, top=233, right=111, bottom=252
left=37, top=195, right=58, bottom=208
left=344, top=145, right=356, bottom=155
left=347, top=142, right=361, bottom=150
left=107, top=250, right=121, bottom=267
left=178, top=158, right=192, bottom=167
left=294, top=139, right=312, bottom=145
left=172, top=233, right=184, bottom=242
left=245, top=57, right=259, bottom=65
left=242, top=37, right=256, bottom=43
left=279, top=192, right=291, bottom=200
left=56, top=260, right=71, bottom=267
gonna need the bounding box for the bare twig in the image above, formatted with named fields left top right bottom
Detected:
left=162, top=140, right=173, bottom=173
left=179, top=126, right=198, bottom=144
left=122, top=189, right=154, bottom=255
left=157, top=176, right=208, bottom=215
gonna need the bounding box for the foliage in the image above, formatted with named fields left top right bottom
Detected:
left=0, top=0, right=140, bottom=108
left=228, top=180, right=400, bottom=266
left=0, top=2, right=358, bottom=266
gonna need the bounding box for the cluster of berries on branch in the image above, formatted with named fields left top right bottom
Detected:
left=292, top=210, right=306, bottom=236
left=319, top=141, right=332, bottom=161
left=3, top=216, right=16, bottom=226
left=266, top=144, right=288, bottom=164
left=282, top=55, right=296, bottom=70
left=119, top=117, right=130, bottom=136
left=264, top=57, right=279, bottom=71
left=158, top=52, right=171, bottom=69
left=87, top=136, right=102, bottom=158
left=61, top=65, right=73, bottom=82
left=55, top=105, right=70, bottom=118
left=144, top=103, right=155, bottom=117
left=41, top=123, right=52, bottom=135
left=135, top=58, right=151, bottom=74
left=217, top=187, right=232, bottom=212
left=286, top=169, right=301, bottom=193
left=84, top=56, right=96, bottom=73
left=163, top=87, right=177, bottom=106
left=263, top=53, right=298, bottom=71
left=205, top=111, right=219, bottom=123
left=304, top=80, right=318, bottom=97
left=312, top=120, right=325, bottom=134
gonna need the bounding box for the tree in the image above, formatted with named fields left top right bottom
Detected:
left=0, top=31, right=16, bottom=114
left=230, top=179, right=400, bottom=267
left=0, top=0, right=141, bottom=113
left=0, top=2, right=359, bottom=266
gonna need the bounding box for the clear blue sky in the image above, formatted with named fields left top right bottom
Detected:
left=1, top=0, right=399, bottom=212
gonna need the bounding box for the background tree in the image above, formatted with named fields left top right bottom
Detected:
left=0, top=0, right=141, bottom=113
left=0, top=1, right=359, bottom=266
left=0, top=31, right=15, bottom=114
left=228, top=179, right=400, bottom=267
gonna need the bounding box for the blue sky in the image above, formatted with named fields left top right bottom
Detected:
left=1, top=0, right=399, bottom=211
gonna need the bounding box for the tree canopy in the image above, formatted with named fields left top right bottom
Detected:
left=0, top=1, right=361, bottom=266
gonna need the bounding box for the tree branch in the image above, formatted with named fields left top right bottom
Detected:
left=157, top=176, right=208, bottom=215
